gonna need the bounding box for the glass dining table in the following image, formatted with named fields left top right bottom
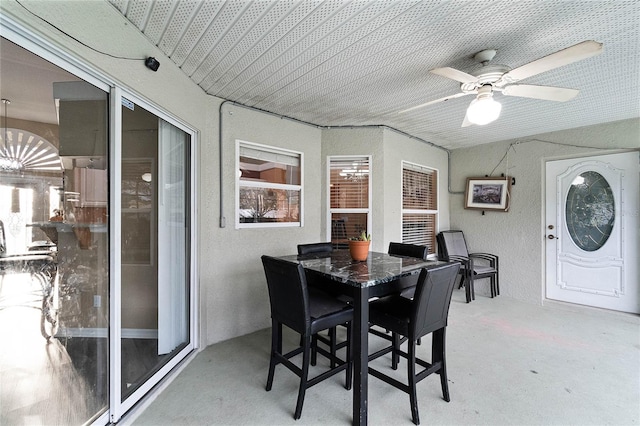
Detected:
left=277, top=249, right=450, bottom=425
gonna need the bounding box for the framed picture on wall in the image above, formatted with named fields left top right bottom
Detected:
left=465, top=177, right=511, bottom=211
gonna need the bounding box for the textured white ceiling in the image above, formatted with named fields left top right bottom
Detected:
left=3, top=0, right=637, bottom=150
left=105, top=0, right=639, bottom=149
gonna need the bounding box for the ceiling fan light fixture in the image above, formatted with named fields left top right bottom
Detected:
left=466, top=90, right=502, bottom=125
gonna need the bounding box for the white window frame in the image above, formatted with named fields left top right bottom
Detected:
left=235, top=139, right=303, bottom=229
left=401, top=161, right=438, bottom=257
left=326, top=155, right=372, bottom=243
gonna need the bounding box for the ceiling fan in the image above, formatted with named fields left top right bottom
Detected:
left=400, top=40, right=603, bottom=126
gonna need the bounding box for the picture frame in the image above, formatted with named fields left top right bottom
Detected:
left=465, top=176, right=511, bottom=211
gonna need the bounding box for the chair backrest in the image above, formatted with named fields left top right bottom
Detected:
left=261, top=255, right=309, bottom=334
left=437, top=230, right=470, bottom=260
left=410, top=263, right=460, bottom=339
left=297, top=242, right=333, bottom=255
left=388, top=242, right=428, bottom=259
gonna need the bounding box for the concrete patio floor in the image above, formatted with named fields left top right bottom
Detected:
left=126, top=290, right=640, bottom=425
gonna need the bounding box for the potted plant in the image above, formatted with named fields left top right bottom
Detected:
left=348, top=230, right=371, bottom=261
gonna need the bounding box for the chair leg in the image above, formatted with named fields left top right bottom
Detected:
left=470, top=273, right=475, bottom=300
left=433, top=328, right=450, bottom=402
left=464, top=274, right=472, bottom=303
left=408, top=339, right=420, bottom=425
left=311, top=334, right=318, bottom=366
left=345, top=322, right=352, bottom=390
left=329, top=327, right=337, bottom=368
left=294, top=335, right=311, bottom=420
left=392, top=332, right=400, bottom=370
left=492, top=276, right=497, bottom=298
left=266, top=320, right=280, bottom=391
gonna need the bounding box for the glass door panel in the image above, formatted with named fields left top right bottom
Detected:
left=0, top=37, right=109, bottom=424
left=120, top=101, right=190, bottom=401
left=1, top=34, right=194, bottom=424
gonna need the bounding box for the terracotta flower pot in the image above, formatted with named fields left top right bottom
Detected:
left=348, top=240, right=371, bottom=261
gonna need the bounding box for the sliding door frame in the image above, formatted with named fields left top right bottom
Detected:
left=114, top=89, right=198, bottom=420
left=1, top=14, right=199, bottom=425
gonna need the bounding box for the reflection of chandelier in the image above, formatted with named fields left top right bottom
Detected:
left=339, top=162, right=369, bottom=182
left=1, top=99, right=62, bottom=172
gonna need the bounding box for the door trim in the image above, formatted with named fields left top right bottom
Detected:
left=543, top=150, right=639, bottom=313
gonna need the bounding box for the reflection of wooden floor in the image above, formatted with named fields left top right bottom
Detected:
left=0, top=273, right=98, bottom=424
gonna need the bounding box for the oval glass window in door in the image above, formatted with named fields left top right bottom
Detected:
left=565, top=171, right=615, bottom=251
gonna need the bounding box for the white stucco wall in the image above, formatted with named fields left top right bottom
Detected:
left=449, top=118, right=639, bottom=304
left=208, top=104, right=323, bottom=344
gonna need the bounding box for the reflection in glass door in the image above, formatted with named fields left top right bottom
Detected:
left=0, top=37, right=110, bottom=424
left=1, top=32, right=194, bottom=425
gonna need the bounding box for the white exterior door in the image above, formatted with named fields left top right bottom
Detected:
left=545, top=152, right=639, bottom=313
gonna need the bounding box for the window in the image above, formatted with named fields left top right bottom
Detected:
left=236, top=141, right=302, bottom=228
left=328, top=156, right=371, bottom=248
left=402, top=162, right=438, bottom=255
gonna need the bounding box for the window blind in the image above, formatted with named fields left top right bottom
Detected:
left=402, top=162, right=437, bottom=254
left=329, top=157, right=370, bottom=246
left=239, top=145, right=300, bottom=167
left=329, top=157, right=369, bottom=209
left=402, top=213, right=436, bottom=253
left=403, top=166, right=437, bottom=210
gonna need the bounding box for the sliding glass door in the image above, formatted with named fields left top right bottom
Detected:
left=0, top=24, right=195, bottom=425
left=119, top=96, right=192, bottom=409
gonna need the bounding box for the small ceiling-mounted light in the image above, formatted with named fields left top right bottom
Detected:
left=466, top=85, right=502, bottom=125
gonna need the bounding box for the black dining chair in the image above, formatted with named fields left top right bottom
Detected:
left=368, top=263, right=460, bottom=425
left=436, top=230, right=499, bottom=303
left=297, top=242, right=333, bottom=255
left=261, top=255, right=353, bottom=420
left=379, top=242, right=430, bottom=367
left=388, top=242, right=429, bottom=300
left=296, top=242, right=347, bottom=368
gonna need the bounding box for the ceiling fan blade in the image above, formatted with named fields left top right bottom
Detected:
left=398, top=92, right=471, bottom=114
left=503, top=84, right=579, bottom=102
left=430, top=67, right=477, bottom=84
left=504, top=40, right=603, bottom=82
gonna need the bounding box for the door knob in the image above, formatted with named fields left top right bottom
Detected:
left=547, top=235, right=557, bottom=240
